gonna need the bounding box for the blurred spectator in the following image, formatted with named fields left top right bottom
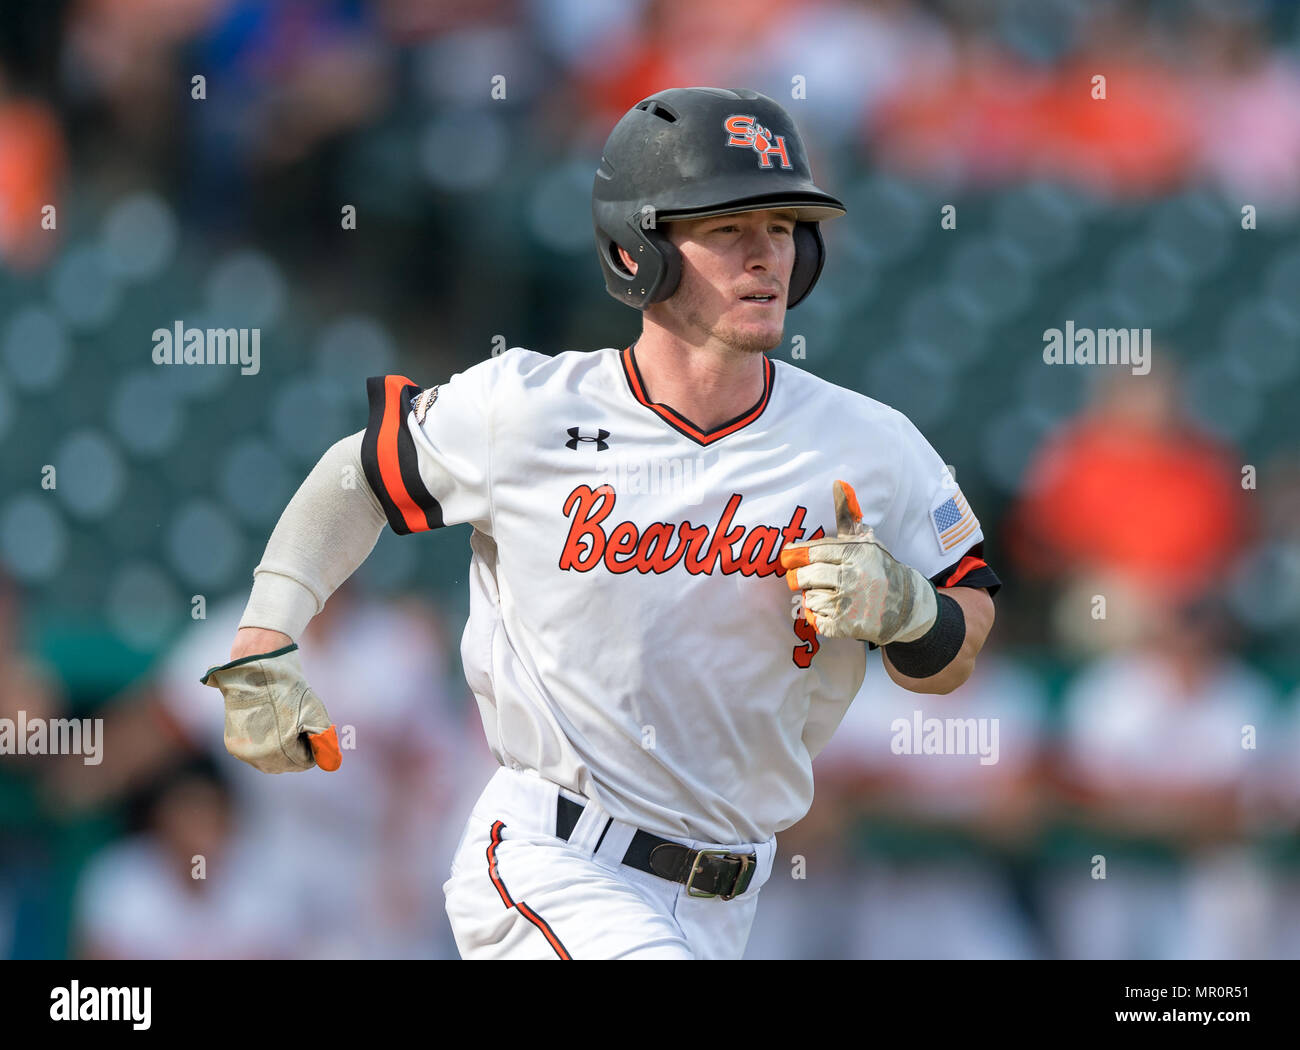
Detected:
left=0, top=569, right=69, bottom=958
left=48, top=581, right=494, bottom=958
left=73, top=753, right=297, bottom=958
left=1266, top=686, right=1300, bottom=958
left=1185, top=6, right=1300, bottom=210
left=61, top=0, right=216, bottom=172
left=1042, top=594, right=1278, bottom=958
left=750, top=0, right=955, bottom=147
left=156, top=583, right=493, bottom=958
left=746, top=642, right=1050, bottom=959
left=572, top=0, right=791, bottom=130
left=1006, top=365, right=1252, bottom=653
left=1034, top=7, right=1197, bottom=195
left=0, top=570, right=64, bottom=742
left=870, top=7, right=1197, bottom=193
left=63, top=0, right=391, bottom=232
left=869, top=34, right=1055, bottom=185
left=0, top=77, right=65, bottom=269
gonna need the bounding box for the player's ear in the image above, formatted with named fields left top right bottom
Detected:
left=617, top=245, right=638, bottom=276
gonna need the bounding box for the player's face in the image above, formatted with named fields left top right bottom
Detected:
left=659, top=209, right=797, bottom=355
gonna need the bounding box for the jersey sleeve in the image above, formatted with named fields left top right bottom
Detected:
left=875, top=408, right=1002, bottom=599
left=360, top=357, right=497, bottom=535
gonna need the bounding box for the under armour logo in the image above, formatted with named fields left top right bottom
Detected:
left=566, top=427, right=610, bottom=451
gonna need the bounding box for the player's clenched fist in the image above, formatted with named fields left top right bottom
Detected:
left=200, top=644, right=341, bottom=774
left=780, top=480, right=939, bottom=646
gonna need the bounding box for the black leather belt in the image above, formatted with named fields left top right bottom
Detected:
left=556, top=795, right=756, bottom=901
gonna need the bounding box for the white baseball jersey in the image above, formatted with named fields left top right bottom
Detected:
left=360, top=345, right=1000, bottom=845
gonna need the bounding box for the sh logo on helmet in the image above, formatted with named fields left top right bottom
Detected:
left=723, top=115, right=792, bottom=169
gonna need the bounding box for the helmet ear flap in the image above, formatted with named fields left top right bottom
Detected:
left=645, top=229, right=682, bottom=304
left=603, top=224, right=682, bottom=308
left=601, top=227, right=668, bottom=309
left=787, top=221, right=826, bottom=309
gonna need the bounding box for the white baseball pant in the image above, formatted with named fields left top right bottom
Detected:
left=442, top=765, right=777, bottom=959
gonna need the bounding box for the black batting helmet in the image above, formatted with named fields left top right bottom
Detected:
left=592, top=87, right=846, bottom=310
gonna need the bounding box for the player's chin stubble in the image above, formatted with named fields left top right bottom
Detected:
left=676, top=296, right=784, bottom=356
left=718, top=321, right=782, bottom=355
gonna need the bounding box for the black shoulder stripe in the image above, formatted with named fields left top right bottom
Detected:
left=361, top=375, right=444, bottom=535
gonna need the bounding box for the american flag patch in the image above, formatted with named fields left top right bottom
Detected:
left=930, top=490, right=979, bottom=552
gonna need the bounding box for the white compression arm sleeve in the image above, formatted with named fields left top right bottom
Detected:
left=237, top=430, right=387, bottom=640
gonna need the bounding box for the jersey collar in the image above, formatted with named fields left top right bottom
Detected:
left=620, top=343, right=775, bottom=447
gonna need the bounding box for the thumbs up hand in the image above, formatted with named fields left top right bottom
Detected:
left=779, top=480, right=938, bottom=646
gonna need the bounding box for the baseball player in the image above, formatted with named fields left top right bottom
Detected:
left=201, top=87, right=1000, bottom=960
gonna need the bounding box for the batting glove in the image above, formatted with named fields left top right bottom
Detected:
left=200, top=644, right=342, bottom=774
left=779, top=480, right=938, bottom=645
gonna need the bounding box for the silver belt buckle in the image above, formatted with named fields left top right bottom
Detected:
left=686, top=849, right=753, bottom=900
